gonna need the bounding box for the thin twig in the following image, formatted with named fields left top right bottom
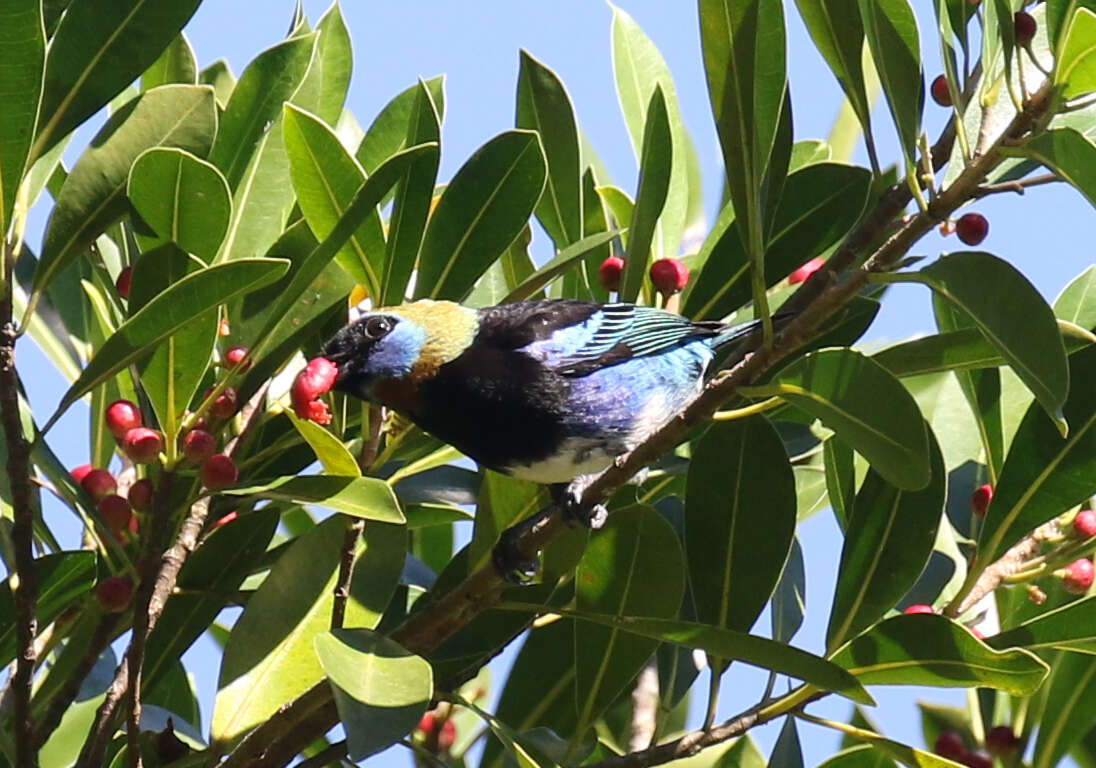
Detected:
left=971, top=172, right=1059, bottom=198
left=2, top=240, right=39, bottom=768
left=947, top=520, right=1061, bottom=617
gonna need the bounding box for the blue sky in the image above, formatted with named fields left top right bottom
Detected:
left=18, top=1, right=1096, bottom=766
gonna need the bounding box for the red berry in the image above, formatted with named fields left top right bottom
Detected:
left=98, top=494, right=134, bottom=535
left=971, top=484, right=993, bottom=518
left=205, top=386, right=238, bottom=420
left=1014, top=11, right=1037, bottom=46
left=182, top=429, right=217, bottom=464
left=418, top=712, right=436, bottom=735
left=1059, top=558, right=1095, bottom=594
left=291, top=358, right=338, bottom=424
left=96, top=576, right=133, bottom=613
left=438, top=719, right=456, bottom=751
left=128, top=478, right=154, bottom=512
left=597, top=256, right=625, bottom=292
left=903, top=604, right=934, bottom=615
left=931, top=74, right=952, bottom=107
left=71, top=464, right=94, bottom=484
left=123, top=427, right=163, bottom=464
left=789, top=257, right=825, bottom=284
left=115, top=267, right=132, bottom=300
left=649, top=258, right=689, bottom=296
left=1075, top=509, right=1096, bottom=539
left=934, top=731, right=967, bottom=761
left=81, top=469, right=117, bottom=502
left=956, top=213, right=989, bottom=246
left=986, top=725, right=1019, bottom=756
left=105, top=400, right=142, bottom=439
left=963, top=749, right=992, bottom=768
left=225, top=345, right=251, bottom=371
left=202, top=454, right=238, bottom=490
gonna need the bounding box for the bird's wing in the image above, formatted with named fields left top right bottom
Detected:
left=500, top=302, right=722, bottom=377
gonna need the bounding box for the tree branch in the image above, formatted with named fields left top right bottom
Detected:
left=971, top=172, right=1060, bottom=198
left=2, top=241, right=39, bottom=768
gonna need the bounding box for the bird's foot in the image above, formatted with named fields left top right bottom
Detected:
left=492, top=525, right=541, bottom=584
left=553, top=480, right=608, bottom=530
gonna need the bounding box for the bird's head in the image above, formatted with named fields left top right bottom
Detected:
left=321, top=300, right=479, bottom=400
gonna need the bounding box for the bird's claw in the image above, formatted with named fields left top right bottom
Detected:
left=492, top=526, right=540, bottom=584
left=557, top=483, right=608, bottom=530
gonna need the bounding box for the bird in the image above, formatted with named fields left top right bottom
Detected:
left=321, top=297, right=763, bottom=527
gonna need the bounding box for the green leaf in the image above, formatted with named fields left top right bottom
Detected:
left=286, top=408, right=360, bottom=477
left=0, top=552, right=95, bottom=667
left=772, top=538, right=806, bottom=643
left=212, top=516, right=350, bottom=745
left=684, top=163, right=870, bottom=320
left=574, top=506, right=685, bottom=732
left=857, top=0, right=923, bottom=162
left=32, top=0, right=202, bottom=157
left=826, top=428, right=945, bottom=650
left=45, top=258, right=288, bottom=432
left=794, top=0, right=877, bottom=167
left=619, top=86, right=672, bottom=302
left=771, top=717, right=804, bottom=768
left=686, top=417, right=796, bottom=641
left=610, top=5, right=689, bottom=261
left=501, top=230, right=621, bottom=303
left=1057, top=8, right=1096, bottom=99
left=222, top=476, right=404, bottom=523
left=0, top=0, right=45, bottom=234
left=357, top=76, right=445, bottom=176
left=1021, top=128, right=1096, bottom=211
left=141, top=32, right=197, bottom=90
left=283, top=103, right=386, bottom=296
left=769, top=348, right=931, bottom=490
left=830, top=727, right=965, bottom=768
left=989, top=595, right=1096, bottom=652
left=831, top=614, right=1049, bottom=695
left=824, top=438, right=856, bottom=528
left=308, top=3, right=353, bottom=125
left=818, top=744, right=900, bottom=768
left=199, top=59, right=235, bottom=109
left=978, top=343, right=1096, bottom=564
left=517, top=50, right=582, bottom=247
left=381, top=80, right=442, bottom=304
left=248, top=142, right=438, bottom=360
left=315, top=629, right=432, bottom=760
left=34, top=85, right=217, bottom=298
left=699, top=0, right=788, bottom=258
left=127, top=147, right=232, bottom=261
left=417, top=130, right=546, bottom=301
left=1055, top=265, right=1096, bottom=330
left=1034, top=652, right=1096, bottom=768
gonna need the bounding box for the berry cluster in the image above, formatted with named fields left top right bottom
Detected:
left=596, top=256, right=690, bottom=299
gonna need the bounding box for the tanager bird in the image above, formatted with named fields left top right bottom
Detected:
left=320, top=298, right=761, bottom=526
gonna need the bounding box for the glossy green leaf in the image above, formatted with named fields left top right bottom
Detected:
left=684, top=163, right=870, bottom=320
left=223, top=475, right=403, bottom=523
left=580, top=168, right=613, bottom=302
left=699, top=0, right=788, bottom=261
left=144, top=509, right=279, bottom=691
left=357, top=76, right=445, bottom=176
left=307, top=3, right=353, bottom=125
left=287, top=409, right=360, bottom=476
left=610, top=5, right=689, bottom=261
left=824, top=438, right=856, bottom=528
left=978, top=344, right=1096, bottom=564
left=772, top=538, right=806, bottom=644
left=990, top=595, right=1096, bottom=652
left=32, top=0, right=202, bottom=157
left=819, top=744, right=900, bottom=768
left=981, top=0, right=1017, bottom=107
left=1057, top=8, right=1096, bottom=99
left=212, top=516, right=350, bottom=745
left=517, top=50, right=582, bottom=247
left=315, top=629, right=432, bottom=760
left=45, top=257, right=288, bottom=431
left=141, top=31, right=197, bottom=90
left=0, top=552, right=95, bottom=667
left=826, top=428, right=945, bottom=650
left=830, top=727, right=964, bottom=768
left=794, top=0, right=877, bottom=167
left=283, top=103, right=386, bottom=296
left=501, top=230, right=621, bottom=303
left=574, top=506, right=685, bottom=732
left=127, top=147, right=232, bottom=261
left=34, top=85, right=216, bottom=298
left=619, top=86, right=672, bottom=302
left=1055, top=265, right=1096, bottom=331
left=831, top=614, right=1048, bottom=695
left=686, top=417, right=796, bottom=641
left=771, top=717, right=804, bottom=768
left=1021, top=128, right=1096, bottom=211
left=469, top=471, right=543, bottom=571
left=1048, top=0, right=1096, bottom=50
left=381, top=80, right=441, bottom=304
left=199, top=59, right=235, bottom=109
left=418, top=130, right=546, bottom=301
left=857, top=0, right=923, bottom=161
left=0, top=0, right=44, bottom=234
left=1034, top=652, right=1096, bottom=768
left=770, top=348, right=931, bottom=490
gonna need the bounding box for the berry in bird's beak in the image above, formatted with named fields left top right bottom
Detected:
left=292, top=357, right=338, bottom=424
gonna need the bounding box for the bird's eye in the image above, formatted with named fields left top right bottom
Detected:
left=364, top=316, right=393, bottom=339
